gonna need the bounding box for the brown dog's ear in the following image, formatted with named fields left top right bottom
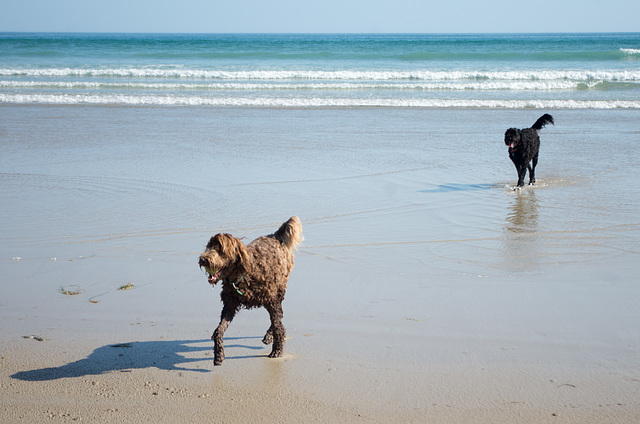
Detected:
left=206, top=234, right=219, bottom=250
left=216, top=233, right=249, bottom=276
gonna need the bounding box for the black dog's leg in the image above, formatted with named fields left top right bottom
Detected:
left=529, top=155, right=538, bottom=185
left=515, top=163, right=527, bottom=187
left=212, top=303, right=238, bottom=366
left=262, top=325, right=274, bottom=345
left=265, top=303, right=286, bottom=358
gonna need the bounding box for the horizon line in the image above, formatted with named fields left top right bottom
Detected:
left=2, top=31, right=639, bottom=35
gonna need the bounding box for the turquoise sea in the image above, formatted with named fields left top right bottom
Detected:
left=1, top=32, right=640, bottom=108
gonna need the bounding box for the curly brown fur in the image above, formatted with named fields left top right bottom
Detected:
left=198, top=217, right=302, bottom=366
left=504, top=114, right=554, bottom=187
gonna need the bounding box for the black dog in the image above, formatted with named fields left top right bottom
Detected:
left=504, top=114, right=554, bottom=187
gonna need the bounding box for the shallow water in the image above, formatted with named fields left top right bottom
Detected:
left=1, top=106, right=637, bottom=266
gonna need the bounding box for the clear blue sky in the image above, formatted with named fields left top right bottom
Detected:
left=1, top=0, right=638, bottom=33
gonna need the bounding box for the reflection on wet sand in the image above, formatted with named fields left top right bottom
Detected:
left=506, top=189, right=539, bottom=234
left=503, top=189, right=540, bottom=272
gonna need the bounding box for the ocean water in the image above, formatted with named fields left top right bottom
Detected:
left=1, top=32, right=640, bottom=108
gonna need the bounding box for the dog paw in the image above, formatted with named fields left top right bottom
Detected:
left=268, top=350, right=283, bottom=359
left=262, top=334, right=274, bottom=345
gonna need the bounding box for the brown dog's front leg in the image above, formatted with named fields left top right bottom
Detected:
left=212, top=304, right=237, bottom=366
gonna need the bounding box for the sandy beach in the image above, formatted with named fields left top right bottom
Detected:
left=1, top=105, right=639, bottom=423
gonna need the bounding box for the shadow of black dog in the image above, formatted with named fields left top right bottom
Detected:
left=419, top=183, right=496, bottom=194
left=11, top=337, right=265, bottom=382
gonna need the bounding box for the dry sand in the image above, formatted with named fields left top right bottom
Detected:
left=3, top=323, right=639, bottom=423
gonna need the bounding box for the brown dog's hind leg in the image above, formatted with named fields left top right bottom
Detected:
left=212, top=303, right=238, bottom=366
left=265, top=303, right=286, bottom=358
left=262, top=325, right=274, bottom=345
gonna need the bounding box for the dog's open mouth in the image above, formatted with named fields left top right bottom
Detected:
left=204, top=266, right=222, bottom=285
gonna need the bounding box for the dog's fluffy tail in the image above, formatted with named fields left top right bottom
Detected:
left=532, top=114, right=554, bottom=131
left=274, top=216, right=303, bottom=250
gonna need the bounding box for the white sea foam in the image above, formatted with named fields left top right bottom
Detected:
left=2, top=67, right=640, bottom=82
left=2, top=93, right=640, bottom=109
left=620, top=48, right=640, bottom=55
left=1, top=64, right=636, bottom=108
left=0, top=80, right=598, bottom=91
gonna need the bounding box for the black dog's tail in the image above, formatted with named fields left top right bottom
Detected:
left=532, top=114, right=554, bottom=131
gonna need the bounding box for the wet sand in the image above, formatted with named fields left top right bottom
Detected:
left=1, top=106, right=639, bottom=422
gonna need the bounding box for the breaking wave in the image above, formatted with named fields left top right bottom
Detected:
left=2, top=67, right=640, bottom=82
left=2, top=93, right=639, bottom=108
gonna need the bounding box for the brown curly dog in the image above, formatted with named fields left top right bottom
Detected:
left=198, top=216, right=302, bottom=366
